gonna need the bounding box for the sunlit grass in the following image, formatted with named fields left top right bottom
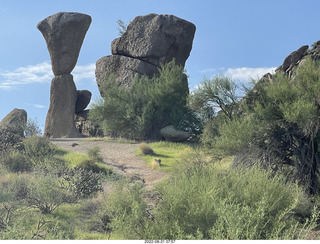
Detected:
left=55, top=148, right=90, bottom=168
left=136, top=141, right=197, bottom=172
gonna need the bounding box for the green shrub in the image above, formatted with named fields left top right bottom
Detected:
left=89, top=60, right=200, bottom=140
left=102, top=180, right=148, bottom=239
left=23, top=136, right=56, bottom=165
left=139, top=143, right=155, bottom=155
left=9, top=173, right=74, bottom=214
left=0, top=151, right=33, bottom=172
left=0, top=128, right=23, bottom=153
left=78, top=160, right=112, bottom=175
left=87, top=146, right=103, bottom=163
left=60, top=167, right=103, bottom=199
left=103, top=153, right=317, bottom=240
left=145, top=158, right=315, bottom=240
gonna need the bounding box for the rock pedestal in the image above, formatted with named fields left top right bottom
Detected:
left=37, top=12, right=92, bottom=138
left=45, top=75, right=82, bottom=138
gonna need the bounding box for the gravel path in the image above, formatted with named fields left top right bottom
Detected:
left=50, top=138, right=168, bottom=189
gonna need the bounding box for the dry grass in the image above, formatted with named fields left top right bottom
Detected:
left=151, top=158, right=161, bottom=169
left=139, top=143, right=155, bottom=155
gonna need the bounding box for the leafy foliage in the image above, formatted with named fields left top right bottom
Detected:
left=99, top=153, right=317, bottom=240
left=90, top=60, right=201, bottom=140
left=209, top=58, right=320, bottom=193
left=24, top=118, right=42, bottom=138
left=190, top=75, right=240, bottom=121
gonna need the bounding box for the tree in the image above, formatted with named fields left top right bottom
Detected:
left=89, top=60, right=200, bottom=140
left=24, top=118, right=42, bottom=138
left=214, top=57, right=320, bottom=194
left=190, top=75, right=240, bottom=121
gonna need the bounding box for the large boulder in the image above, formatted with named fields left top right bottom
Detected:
left=112, top=13, right=196, bottom=67
left=0, top=108, right=27, bottom=137
left=160, top=125, right=190, bottom=142
left=44, top=75, right=82, bottom=138
left=96, top=13, right=196, bottom=97
left=37, top=12, right=92, bottom=76
left=75, top=90, right=92, bottom=113
left=96, top=55, right=158, bottom=96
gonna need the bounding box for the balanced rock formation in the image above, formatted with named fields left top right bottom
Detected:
left=38, top=12, right=91, bottom=138
left=96, top=13, right=196, bottom=97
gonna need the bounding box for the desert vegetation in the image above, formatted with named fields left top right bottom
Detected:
left=3, top=53, right=320, bottom=240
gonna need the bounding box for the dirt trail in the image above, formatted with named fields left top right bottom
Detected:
left=50, top=138, right=168, bottom=189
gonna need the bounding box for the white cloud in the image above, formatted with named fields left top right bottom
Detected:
left=0, top=62, right=96, bottom=90
left=72, top=63, right=96, bottom=84
left=0, top=62, right=52, bottom=89
left=224, top=67, right=276, bottom=81
left=200, top=66, right=276, bottom=82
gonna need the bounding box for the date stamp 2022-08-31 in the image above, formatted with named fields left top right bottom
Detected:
left=144, top=240, right=175, bottom=244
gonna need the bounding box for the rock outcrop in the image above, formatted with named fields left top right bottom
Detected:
left=0, top=108, right=27, bottom=137
left=38, top=12, right=91, bottom=138
left=96, top=13, right=196, bottom=97
left=0, top=108, right=27, bottom=151
left=275, top=45, right=309, bottom=77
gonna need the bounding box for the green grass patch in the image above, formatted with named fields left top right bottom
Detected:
left=55, top=148, right=90, bottom=168
left=136, top=141, right=196, bottom=172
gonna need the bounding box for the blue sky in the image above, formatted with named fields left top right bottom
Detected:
left=1, top=0, right=320, bottom=131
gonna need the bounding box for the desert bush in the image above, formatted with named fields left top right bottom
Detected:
left=22, top=136, right=56, bottom=165
left=90, top=60, right=200, bottom=140
left=103, top=152, right=317, bottom=240
left=0, top=150, right=33, bottom=173
left=0, top=128, right=23, bottom=153
left=144, top=156, right=315, bottom=240
left=101, top=179, right=148, bottom=239
left=87, top=146, right=103, bottom=163
left=60, top=167, right=103, bottom=199
left=139, top=143, right=155, bottom=155
left=77, top=160, right=112, bottom=175
left=9, top=173, right=74, bottom=214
